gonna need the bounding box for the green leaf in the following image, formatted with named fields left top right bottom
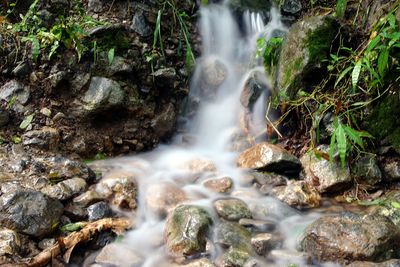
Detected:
left=60, top=222, right=88, bottom=232
left=329, top=128, right=337, bottom=161
left=335, top=0, right=347, bottom=18
left=6, top=95, right=17, bottom=110
left=108, top=48, right=115, bottom=65
left=365, top=35, right=381, bottom=53
left=11, top=136, right=21, bottom=144
left=336, top=122, right=347, bottom=167
left=377, top=48, right=389, bottom=77
left=358, top=199, right=385, bottom=206
left=19, top=114, right=34, bottom=129
left=391, top=201, right=400, bottom=209
left=388, top=13, right=396, bottom=29
left=343, top=124, right=364, bottom=148
left=351, top=60, right=362, bottom=89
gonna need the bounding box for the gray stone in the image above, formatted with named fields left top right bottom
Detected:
left=281, top=0, right=302, bottom=15
left=165, top=205, right=212, bottom=257
left=271, top=180, right=321, bottom=209
left=153, top=67, right=176, bottom=87
left=237, top=142, right=301, bottom=175
left=347, top=259, right=400, bottom=267
left=145, top=182, right=187, bottom=217
left=300, top=146, right=352, bottom=193
left=238, top=218, right=276, bottom=232
left=73, top=190, right=104, bottom=207
left=198, top=57, right=228, bottom=99
left=22, top=127, right=59, bottom=150
left=70, top=73, right=90, bottom=93
left=383, top=161, right=400, bottom=181
left=251, top=233, right=280, bottom=256
left=41, top=177, right=87, bottom=201
left=352, top=155, right=382, bottom=186
left=300, top=213, right=400, bottom=263
left=88, top=0, right=103, bottom=12
left=151, top=103, right=176, bottom=137
left=82, top=77, right=125, bottom=113
left=214, top=198, right=252, bottom=221
left=107, top=56, right=133, bottom=76
left=95, top=243, right=142, bottom=267
left=0, top=190, right=63, bottom=237
left=12, top=62, right=31, bottom=78
left=87, top=201, right=112, bottom=221
left=131, top=10, right=152, bottom=37
left=203, top=176, right=233, bottom=193
left=219, top=248, right=252, bottom=267
left=370, top=190, right=400, bottom=228
left=0, top=228, right=20, bottom=256
left=240, top=68, right=270, bottom=111
left=0, top=80, right=30, bottom=105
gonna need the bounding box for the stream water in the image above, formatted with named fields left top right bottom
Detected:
left=91, top=2, right=341, bottom=267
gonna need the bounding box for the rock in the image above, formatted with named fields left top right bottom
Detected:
left=96, top=171, right=137, bottom=210
left=87, top=201, right=112, bottom=221
left=81, top=77, right=125, bottom=113
left=88, top=0, right=103, bottom=12
left=164, top=205, right=212, bottom=257
left=219, top=248, right=252, bottom=267
left=0, top=190, right=63, bottom=237
left=40, top=107, right=52, bottom=117
left=70, top=73, right=90, bottom=93
left=197, top=57, right=228, bottom=99
left=240, top=70, right=270, bottom=111
left=0, top=108, right=10, bottom=127
left=346, top=259, right=400, bottom=267
left=276, top=15, right=338, bottom=99
left=0, top=229, right=20, bottom=256
left=41, top=177, right=87, bottom=201
left=352, top=155, right=382, bottom=186
left=153, top=67, right=177, bottom=87
left=251, top=233, right=280, bottom=256
left=281, top=0, right=302, bottom=15
left=45, top=156, right=95, bottom=182
left=237, top=142, right=301, bottom=175
left=203, top=176, right=233, bottom=193
left=0, top=80, right=30, bottom=105
left=271, top=180, right=321, bottom=209
left=22, top=127, right=59, bottom=150
left=214, top=198, right=252, bottom=221
left=370, top=190, right=400, bottom=227
left=383, top=161, right=400, bottom=181
left=184, top=158, right=217, bottom=173
left=250, top=172, right=287, bottom=193
left=131, top=10, right=152, bottom=37
left=73, top=190, right=104, bottom=207
left=12, top=62, right=31, bottom=78
left=88, top=24, right=126, bottom=38
left=214, top=221, right=252, bottom=252
left=145, top=182, right=187, bottom=217
left=300, top=213, right=400, bottom=263
left=238, top=218, right=276, bottom=232
left=181, top=258, right=216, bottom=267
left=300, top=146, right=351, bottom=193
left=229, top=0, right=271, bottom=13
left=95, top=243, right=142, bottom=267
left=38, top=238, right=56, bottom=250
left=151, top=103, right=176, bottom=137
left=106, top=56, right=133, bottom=76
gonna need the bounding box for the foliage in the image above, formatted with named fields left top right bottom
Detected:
left=335, top=0, right=347, bottom=19
left=256, top=36, right=283, bottom=75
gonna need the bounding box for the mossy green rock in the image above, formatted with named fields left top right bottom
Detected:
left=214, top=221, right=252, bottom=253
left=275, top=15, right=338, bottom=99
left=164, top=205, right=212, bottom=257
left=365, top=91, right=400, bottom=151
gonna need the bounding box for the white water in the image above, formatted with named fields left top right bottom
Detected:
left=90, top=3, right=337, bottom=267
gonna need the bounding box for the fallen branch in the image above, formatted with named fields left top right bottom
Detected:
left=15, top=217, right=133, bottom=267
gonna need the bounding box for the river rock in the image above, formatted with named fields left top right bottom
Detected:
left=152, top=67, right=176, bottom=87
left=240, top=70, right=270, bottom=111
left=41, top=177, right=87, bottom=200
left=81, top=76, right=125, bottom=113
left=0, top=229, right=20, bottom=256
left=346, top=259, right=400, bottom=267
left=215, top=221, right=252, bottom=252
left=87, top=201, right=112, bottom=221
left=151, top=103, right=176, bottom=137
left=203, top=176, right=233, bottom=193
left=184, top=158, right=217, bottom=173
left=22, top=127, right=59, bottom=150
left=95, top=243, right=142, bottom=267
left=145, top=182, right=187, bottom=217
left=237, top=142, right=301, bottom=175
left=300, top=213, right=400, bottom=263
left=250, top=171, right=287, bottom=194
left=214, top=198, right=252, bottom=221
left=219, top=248, right=252, bottom=267
left=383, top=160, right=400, bottom=181
left=300, top=146, right=351, bottom=193
left=352, top=154, right=382, bottom=186
left=239, top=218, right=276, bottom=232
left=370, top=190, right=400, bottom=227
left=0, top=190, right=63, bottom=237
left=44, top=156, right=95, bottom=182
left=271, top=180, right=321, bottom=209
left=0, top=80, right=30, bottom=105
left=280, top=0, right=302, bottom=15
left=275, top=15, right=338, bottom=99
left=73, top=190, right=104, bottom=207
left=165, top=205, right=212, bottom=257
left=251, top=233, right=280, bottom=256
left=197, top=57, right=228, bottom=99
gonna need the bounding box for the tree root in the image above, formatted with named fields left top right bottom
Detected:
left=14, top=217, right=133, bottom=267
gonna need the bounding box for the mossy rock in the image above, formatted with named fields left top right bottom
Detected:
left=275, top=15, right=338, bottom=100
left=365, top=90, right=400, bottom=150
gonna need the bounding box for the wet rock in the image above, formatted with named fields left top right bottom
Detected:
left=73, top=190, right=104, bottom=207
left=237, top=142, right=301, bottom=175
left=346, top=259, right=400, bottom=267
left=22, top=127, right=59, bottom=150
left=383, top=161, right=400, bottom=181
left=87, top=201, right=112, bottom=221
left=238, top=218, right=276, bottom=232
left=248, top=197, right=300, bottom=220
left=153, top=67, right=177, bottom=87
left=250, top=172, right=287, bottom=193
left=240, top=70, right=270, bottom=111
left=131, top=10, right=152, bottom=37
left=215, top=221, right=252, bottom=252
left=180, top=258, right=216, bottom=267
left=0, top=108, right=10, bottom=127
left=276, top=15, right=338, bottom=99
left=151, top=103, right=176, bottom=137
left=370, top=190, right=400, bottom=227
left=0, top=229, right=20, bottom=256
left=0, top=80, right=30, bottom=105
left=184, top=158, right=217, bottom=173
left=145, top=182, right=187, bottom=217
left=95, top=243, right=142, bottom=267
left=271, top=180, right=321, bottom=209
left=41, top=177, right=87, bottom=201
left=165, top=205, right=212, bottom=257
left=45, top=156, right=95, bottom=182
left=12, top=62, right=31, bottom=78
left=203, top=176, right=233, bottom=193
left=0, top=190, right=63, bottom=237
left=214, top=198, right=252, bottom=221
left=300, top=146, right=351, bottom=193
left=106, top=56, right=134, bottom=76
left=300, top=213, right=400, bottom=263
left=281, top=0, right=302, bottom=15
left=251, top=233, right=280, bottom=256
left=96, top=171, right=137, bottom=210
left=352, top=155, right=382, bottom=186
left=197, top=57, right=228, bottom=98
left=219, top=248, right=251, bottom=267
left=81, top=76, right=125, bottom=113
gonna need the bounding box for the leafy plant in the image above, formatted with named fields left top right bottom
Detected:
left=256, top=36, right=283, bottom=75
left=335, top=0, right=348, bottom=19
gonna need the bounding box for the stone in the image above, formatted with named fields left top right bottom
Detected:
left=300, top=146, right=351, bottom=193
left=45, top=156, right=95, bottom=182
left=219, top=248, right=252, bottom=267
left=131, top=10, right=152, bottom=37
left=95, top=243, right=142, bottom=267
left=153, top=67, right=176, bottom=87
left=300, top=213, right=400, bottom=263
left=271, top=180, right=321, bottom=209
left=184, top=158, right=217, bottom=173
left=73, top=190, right=104, bottom=207
left=88, top=0, right=103, bottom=12
left=275, top=15, right=338, bottom=99
left=347, top=259, right=400, bottom=267
left=12, top=62, right=31, bottom=78
left=352, top=155, right=382, bottom=186
left=87, top=201, right=112, bottom=221
left=70, top=73, right=90, bottom=93
left=106, top=56, right=134, bottom=76
left=203, top=176, right=233, bottom=193
left=383, top=161, right=400, bottom=181
left=281, top=0, right=302, bottom=15
left=237, top=142, right=301, bottom=175
left=164, top=205, right=212, bottom=257
left=240, top=69, right=270, bottom=111
left=41, top=177, right=87, bottom=201
left=151, top=103, right=176, bottom=137
left=251, top=233, right=280, bottom=256
left=197, top=57, right=228, bottom=99
left=0, top=80, right=30, bottom=105
left=370, top=190, right=400, bottom=227
left=250, top=171, right=287, bottom=189
left=145, top=182, right=187, bottom=217
left=38, top=238, right=56, bottom=250
left=0, top=229, right=20, bottom=256
left=0, top=108, right=10, bottom=127
left=0, top=190, right=63, bottom=237
left=238, top=218, right=276, bottom=232
left=81, top=77, right=125, bottom=113
left=22, top=127, right=59, bottom=150
left=214, top=198, right=252, bottom=221
left=40, top=107, right=52, bottom=117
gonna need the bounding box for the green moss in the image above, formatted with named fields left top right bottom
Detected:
left=282, top=57, right=304, bottom=98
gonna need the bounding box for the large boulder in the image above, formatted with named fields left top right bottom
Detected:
left=237, top=142, right=301, bottom=175
left=164, top=205, right=213, bottom=257
left=275, top=15, right=338, bottom=99
left=300, top=213, right=400, bottom=263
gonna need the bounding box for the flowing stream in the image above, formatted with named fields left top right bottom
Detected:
left=91, top=2, right=340, bottom=267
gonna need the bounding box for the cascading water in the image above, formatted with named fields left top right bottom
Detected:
left=90, top=2, right=337, bottom=267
